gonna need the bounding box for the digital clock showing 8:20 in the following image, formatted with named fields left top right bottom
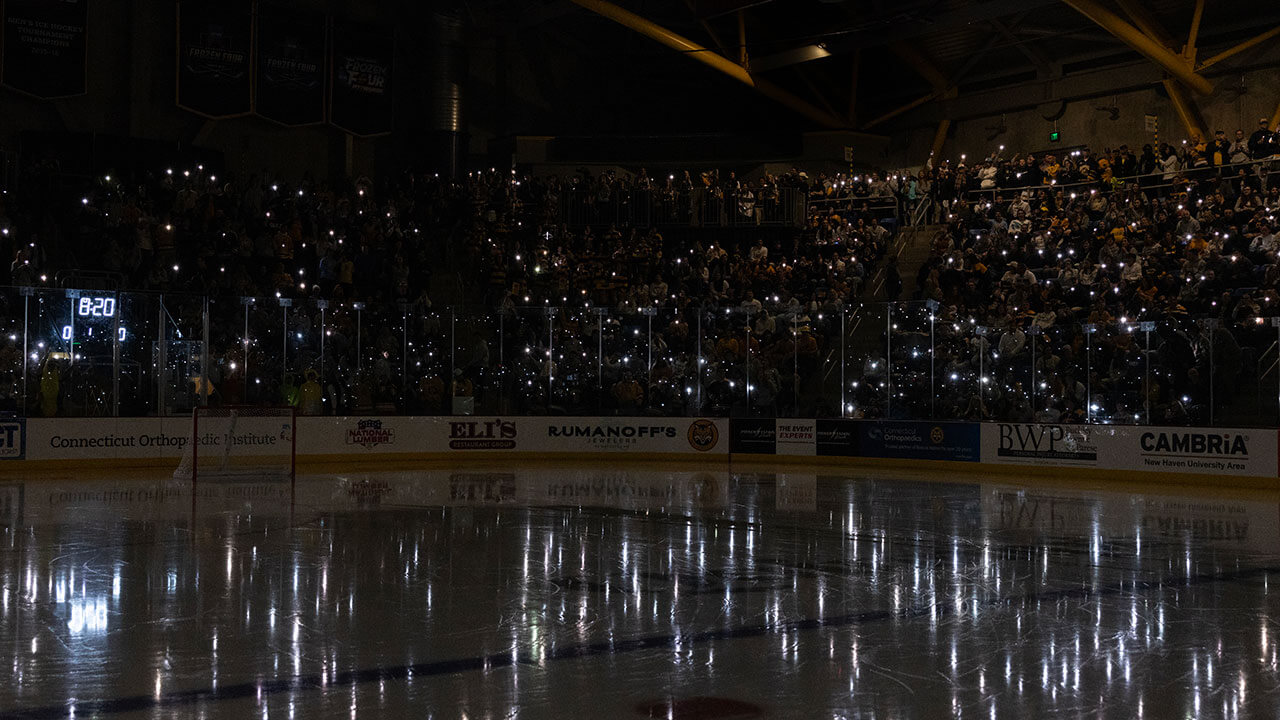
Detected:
left=77, top=297, right=117, bottom=318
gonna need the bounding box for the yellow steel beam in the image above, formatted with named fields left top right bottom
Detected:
left=569, top=0, right=754, bottom=86
left=1115, top=0, right=1178, bottom=50
left=930, top=117, right=952, bottom=168
left=754, top=76, right=848, bottom=129
left=572, top=0, right=851, bottom=128
left=1061, top=0, right=1213, bottom=95
left=890, top=42, right=949, bottom=92
left=862, top=90, right=942, bottom=130
left=1198, top=25, right=1280, bottom=70
left=1163, top=78, right=1208, bottom=141
left=1184, top=0, right=1204, bottom=61
left=848, top=49, right=861, bottom=125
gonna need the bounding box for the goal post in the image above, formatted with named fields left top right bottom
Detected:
left=173, top=406, right=297, bottom=482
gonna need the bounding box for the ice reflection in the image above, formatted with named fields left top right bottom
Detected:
left=0, top=469, right=1277, bottom=718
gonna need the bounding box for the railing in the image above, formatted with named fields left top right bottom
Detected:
left=2, top=286, right=1276, bottom=427
left=559, top=187, right=807, bottom=229
left=806, top=194, right=899, bottom=222
left=957, top=154, right=1280, bottom=202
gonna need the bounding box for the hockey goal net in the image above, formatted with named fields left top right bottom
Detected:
left=173, top=406, right=296, bottom=481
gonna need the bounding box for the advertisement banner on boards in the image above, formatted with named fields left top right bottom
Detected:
left=536, top=418, right=725, bottom=454
left=329, top=19, right=393, bottom=136
left=296, top=416, right=439, bottom=455
left=730, top=418, right=776, bottom=454
left=775, top=420, right=816, bottom=456
left=861, top=421, right=979, bottom=462
left=2, top=0, right=87, bottom=98
left=1118, top=426, right=1276, bottom=477
left=255, top=5, right=325, bottom=126
left=24, top=418, right=192, bottom=461
left=176, top=0, right=254, bottom=117
left=0, top=418, right=25, bottom=460
left=981, top=423, right=1101, bottom=467
left=982, top=423, right=1278, bottom=477
left=815, top=419, right=859, bottom=457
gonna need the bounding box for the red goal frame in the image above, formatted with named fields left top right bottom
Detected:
left=189, top=405, right=297, bottom=484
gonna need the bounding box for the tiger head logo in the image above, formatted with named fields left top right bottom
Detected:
left=687, top=419, right=719, bottom=452
left=930, top=426, right=945, bottom=445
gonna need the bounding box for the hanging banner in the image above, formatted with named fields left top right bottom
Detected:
left=329, top=19, right=393, bottom=136
left=2, top=0, right=88, bottom=98
left=254, top=5, right=324, bottom=126
left=176, top=0, right=253, bottom=118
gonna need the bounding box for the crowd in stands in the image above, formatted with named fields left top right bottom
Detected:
left=1, top=117, right=1278, bottom=424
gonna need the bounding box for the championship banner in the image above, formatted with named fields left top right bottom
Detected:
left=329, top=19, right=393, bottom=136
left=176, top=0, right=253, bottom=118
left=2, top=0, right=88, bottom=98
left=254, top=5, right=324, bottom=126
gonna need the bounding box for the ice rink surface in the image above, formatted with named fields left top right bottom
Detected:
left=1, top=463, right=1278, bottom=719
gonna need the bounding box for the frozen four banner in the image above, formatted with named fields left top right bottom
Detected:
left=255, top=4, right=325, bottom=126
left=2, top=0, right=88, bottom=97
left=177, top=0, right=254, bottom=117
left=329, top=19, right=393, bottom=136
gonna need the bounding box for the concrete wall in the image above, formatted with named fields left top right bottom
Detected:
left=0, top=0, right=430, bottom=181
left=888, top=47, right=1280, bottom=167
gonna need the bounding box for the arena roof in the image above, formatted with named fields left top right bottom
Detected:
left=467, top=0, right=1280, bottom=135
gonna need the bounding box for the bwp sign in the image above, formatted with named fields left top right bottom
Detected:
left=0, top=418, right=24, bottom=459
left=177, top=0, right=254, bottom=117
left=330, top=20, right=393, bottom=136
left=861, top=422, right=978, bottom=462
left=2, top=0, right=88, bottom=98
left=983, top=424, right=1100, bottom=467
left=255, top=6, right=325, bottom=126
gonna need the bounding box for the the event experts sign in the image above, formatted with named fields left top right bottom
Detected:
left=982, top=424, right=1278, bottom=477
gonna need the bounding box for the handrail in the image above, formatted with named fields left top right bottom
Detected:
left=910, top=196, right=933, bottom=227
left=956, top=154, right=1280, bottom=201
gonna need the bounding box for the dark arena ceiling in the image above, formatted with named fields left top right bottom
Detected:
left=464, top=0, right=1280, bottom=135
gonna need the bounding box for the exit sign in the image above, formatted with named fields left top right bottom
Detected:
left=1049, top=131, right=1061, bottom=142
